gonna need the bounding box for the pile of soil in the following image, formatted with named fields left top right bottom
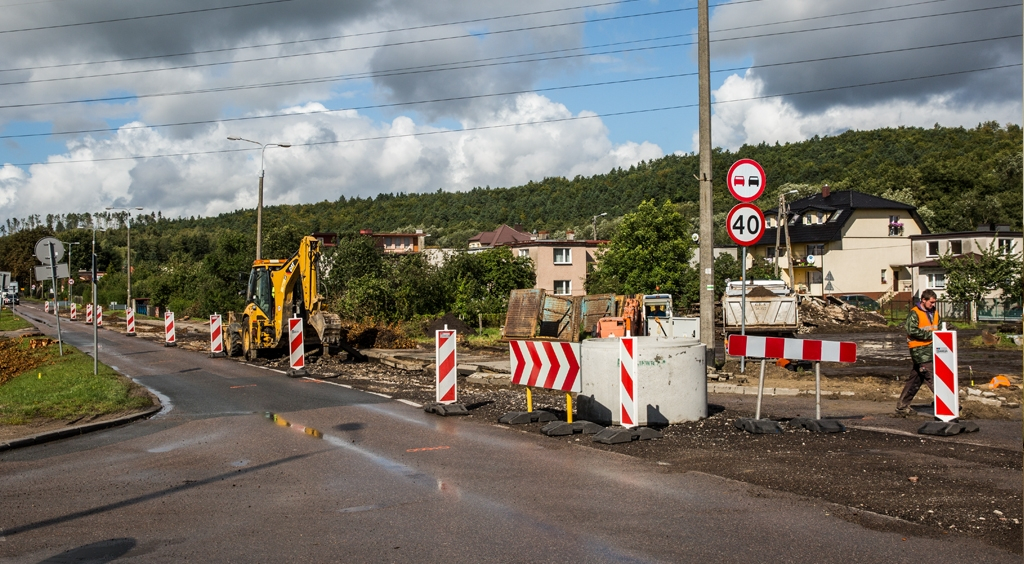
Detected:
left=800, top=296, right=887, bottom=330
left=0, top=336, right=47, bottom=386
left=425, top=313, right=472, bottom=336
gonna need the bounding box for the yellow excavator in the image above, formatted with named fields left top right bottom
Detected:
left=225, top=235, right=365, bottom=362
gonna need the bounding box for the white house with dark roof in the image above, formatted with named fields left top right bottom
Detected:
left=751, top=186, right=929, bottom=299
left=908, top=227, right=1022, bottom=300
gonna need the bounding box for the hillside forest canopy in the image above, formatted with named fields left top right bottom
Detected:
left=0, top=123, right=1019, bottom=320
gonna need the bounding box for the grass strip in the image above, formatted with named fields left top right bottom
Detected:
left=0, top=312, right=33, bottom=332
left=0, top=338, right=153, bottom=425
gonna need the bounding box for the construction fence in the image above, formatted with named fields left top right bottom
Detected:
left=881, top=298, right=1022, bottom=324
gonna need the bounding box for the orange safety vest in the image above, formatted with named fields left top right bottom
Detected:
left=907, top=305, right=939, bottom=349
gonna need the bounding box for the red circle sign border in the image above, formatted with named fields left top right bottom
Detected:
left=726, top=202, right=766, bottom=247
left=727, top=158, right=766, bottom=202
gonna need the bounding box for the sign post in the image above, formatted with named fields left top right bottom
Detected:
left=726, top=201, right=766, bottom=373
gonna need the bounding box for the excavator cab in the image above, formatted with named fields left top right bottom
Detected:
left=247, top=267, right=274, bottom=322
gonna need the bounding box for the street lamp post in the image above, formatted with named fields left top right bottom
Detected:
left=106, top=207, right=143, bottom=331
left=592, top=212, right=607, bottom=240
left=227, top=137, right=291, bottom=260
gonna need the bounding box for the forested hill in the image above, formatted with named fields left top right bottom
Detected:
left=188, top=121, right=1024, bottom=244
left=4, top=122, right=1022, bottom=247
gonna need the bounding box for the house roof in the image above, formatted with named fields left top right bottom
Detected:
left=468, top=224, right=533, bottom=247
left=754, top=190, right=929, bottom=245
left=909, top=252, right=983, bottom=268
left=509, top=239, right=606, bottom=248
left=908, top=231, right=1022, bottom=240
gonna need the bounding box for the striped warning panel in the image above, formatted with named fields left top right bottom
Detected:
left=509, top=340, right=581, bottom=393
left=728, top=335, right=856, bottom=363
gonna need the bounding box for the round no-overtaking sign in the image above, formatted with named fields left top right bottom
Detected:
left=726, top=203, right=766, bottom=247
left=727, top=158, right=766, bottom=202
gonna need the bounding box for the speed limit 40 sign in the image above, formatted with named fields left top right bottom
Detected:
left=726, top=203, right=765, bottom=247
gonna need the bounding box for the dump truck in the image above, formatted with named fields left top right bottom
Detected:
left=225, top=235, right=365, bottom=361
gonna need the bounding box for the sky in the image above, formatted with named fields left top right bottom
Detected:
left=0, top=0, right=1020, bottom=223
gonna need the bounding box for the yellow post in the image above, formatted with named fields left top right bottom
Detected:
left=526, top=387, right=533, bottom=413
left=565, top=392, right=573, bottom=423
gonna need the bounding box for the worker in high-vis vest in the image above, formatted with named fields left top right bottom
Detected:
left=897, top=289, right=939, bottom=416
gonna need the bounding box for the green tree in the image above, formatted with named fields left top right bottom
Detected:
left=587, top=199, right=698, bottom=305
left=938, top=242, right=1022, bottom=320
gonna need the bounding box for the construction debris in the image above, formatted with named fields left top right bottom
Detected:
left=797, top=296, right=887, bottom=330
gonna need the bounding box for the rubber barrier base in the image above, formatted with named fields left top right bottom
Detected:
left=424, top=402, right=470, bottom=416
left=498, top=410, right=557, bottom=425
left=209, top=352, right=226, bottom=358
left=789, top=417, right=846, bottom=433
left=125, top=332, right=137, bottom=337
left=918, top=420, right=980, bottom=436
left=287, top=368, right=309, bottom=378
left=164, top=342, right=177, bottom=347
left=540, top=420, right=604, bottom=436
left=734, top=418, right=783, bottom=434
left=592, top=426, right=663, bottom=444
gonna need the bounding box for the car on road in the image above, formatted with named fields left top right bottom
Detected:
left=2, top=291, right=18, bottom=305
left=839, top=294, right=879, bottom=311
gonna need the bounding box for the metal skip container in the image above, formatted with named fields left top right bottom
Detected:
left=576, top=336, right=707, bottom=425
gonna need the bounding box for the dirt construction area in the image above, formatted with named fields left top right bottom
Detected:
left=9, top=315, right=1024, bottom=554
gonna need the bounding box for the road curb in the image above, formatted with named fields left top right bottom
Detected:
left=0, top=404, right=161, bottom=452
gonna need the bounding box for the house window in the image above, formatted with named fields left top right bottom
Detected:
left=806, top=244, right=824, bottom=257
left=766, top=247, right=776, bottom=259
left=803, top=215, right=812, bottom=225
left=384, top=237, right=392, bottom=247
left=881, top=269, right=887, bottom=284
left=949, top=240, right=962, bottom=255
left=518, top=249, right=530, bottom=258
left=888, top=215, right=904, bottom=236
left=553, top=280, right=571, bottom=295
left=926, top=272, right=946, bottom=289
left=926, top=241, right=939, bottom=256
left=806, top=271, right=822, bottom=285
left=553, top=248, right=571, bottom=264
left=998, top=238, right=1014, bottom=254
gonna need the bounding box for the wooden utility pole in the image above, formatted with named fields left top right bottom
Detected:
left=697, top=0, right=715, bottom=367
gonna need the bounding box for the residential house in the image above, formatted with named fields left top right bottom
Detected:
left=467, top=224, right=532, bottom=252
left=752, top=186, right=929, bottom=298
left=509, top=237, right=603, bottom=297
left=907, top=226, right=1022, bottom=300
left=360, top=229, right=427, bottom=254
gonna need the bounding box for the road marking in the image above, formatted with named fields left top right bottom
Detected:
left=406, top=445, right=450, bottom=453
left=366, top=391, right=392, bottom=398
left=302, top=377, right=352, bottom=389
left=397, top=399, right=422, bottom=408
left=230, top=384, right=256, bottom=389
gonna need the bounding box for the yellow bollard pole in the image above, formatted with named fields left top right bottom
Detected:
left=526, top=387, right=533, bottom=413
left=566, top=392, right=573, bottom=423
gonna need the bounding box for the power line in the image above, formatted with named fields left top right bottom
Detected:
left=2, top=34, right=1016, bottom=141
left=0, top=0, right=650, bottom=73
left=0, top=0, right=296, bottom=34
left=0, top=0, right=974, bottom=85
left=7, top=63, right=1017, bottom=168
left=3, top=2, right=1015, bottom=110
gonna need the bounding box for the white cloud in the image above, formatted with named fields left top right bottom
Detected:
left=696, top=71, right=1022, bottom=151
left=1, top=94, right=662, bottom=220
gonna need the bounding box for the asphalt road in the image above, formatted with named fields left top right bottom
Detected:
left=1, top=304, right=1018, bottom=563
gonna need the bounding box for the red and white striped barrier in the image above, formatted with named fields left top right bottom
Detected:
left=727, top=335, right=857, bottom=363
left=436, top=329, right=457, bottom=403
left=96, top=306, right=103, bottom=327
left=210, top=314, right=225, bottom=356
left=509, top=340, right=581, bottom=392
left=164, top=311, right=176, bottom=346
left=288, top=317, right=306, bottom=375
left=619, top=336, right=638, bottom=428
left=44, top=301, right=50, bottom=314
left=125, top=307, right=136, bottom=336
left=933, top=330, right=959, bottom=422
left=85, top=304, right=93, bottom=324
left=70, top=302, right=77, bottom=321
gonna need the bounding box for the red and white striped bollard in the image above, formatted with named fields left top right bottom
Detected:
left=619, top=335, right=638, bottom=428
left=209, top=314, right=225, bottom=358
left=933, top=330, right=959, bottom=422
left=125, top=306, right=136, bottom=336
left=85, top=304, right=93, bottom=324
left=44, top=301, right=50, bottom=314
left=96, top=306, right=103, bottom=327
left=287, top=316, right=307, bottom=377
left=70, top=302, right=77, bottom=321
left=164, top=311, right=177, bottom=347
left=436, top=327, right=457, bottom=403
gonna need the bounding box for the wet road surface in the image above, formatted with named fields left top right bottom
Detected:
left=0, top=304, right=1018, bottom=562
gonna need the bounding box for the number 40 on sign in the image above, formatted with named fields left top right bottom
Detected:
left=726, top=202, right=765, bottom=247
